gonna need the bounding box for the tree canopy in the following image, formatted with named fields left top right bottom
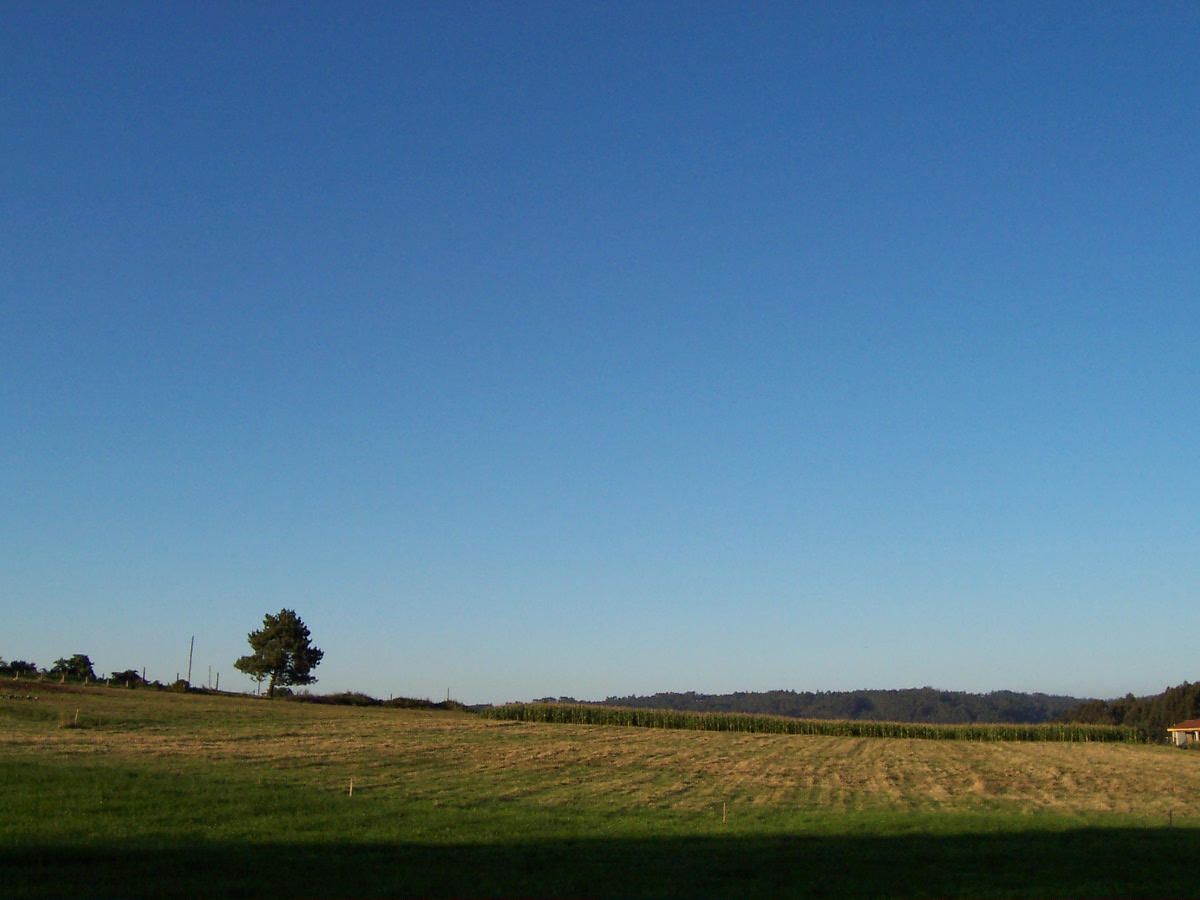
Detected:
left=5, top=660, right=38, bottom=677
left=1059, top=680, right=1200, bottom=743
left=50, top=654, right=96, bottom=681
left=111, top=669, right=145, bottom=686
left=234, top=609, right=323, bottom=698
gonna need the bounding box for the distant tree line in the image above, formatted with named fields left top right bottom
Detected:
left=0, top=655, right=159, bottom=688
left=0, top=658, right=40, bottom=678
left=0, top=654, right=98, bottom=682
left=584, top=688, right=1089, bottom=725
left=287, top=691, right=467, bottom=711
left=1058, top=681, right=1200, bottom=743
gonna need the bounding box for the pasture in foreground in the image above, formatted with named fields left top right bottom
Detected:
left=2, top=684, right=1198, bottom=898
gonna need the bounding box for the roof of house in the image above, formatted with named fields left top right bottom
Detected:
left=1167, top=719, right=1200, bottom=731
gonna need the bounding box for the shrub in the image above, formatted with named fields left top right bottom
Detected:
left=110, top=669, right=145, bottom=688
left=6, top=661, right=38, bottom=679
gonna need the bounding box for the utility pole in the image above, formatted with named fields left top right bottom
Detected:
left=186, top=636, right=194, bottom=686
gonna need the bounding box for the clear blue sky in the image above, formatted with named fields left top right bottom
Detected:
left=3, top=2, right=1197, bottom=704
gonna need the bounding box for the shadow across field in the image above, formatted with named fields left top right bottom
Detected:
left=4, top=827, right=1197, bottom=899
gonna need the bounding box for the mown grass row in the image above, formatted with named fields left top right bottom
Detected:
left=479, top=703, right=1141, bottom=742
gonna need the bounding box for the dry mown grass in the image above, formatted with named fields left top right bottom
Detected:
left=3, top=685, right=1197, bottom=825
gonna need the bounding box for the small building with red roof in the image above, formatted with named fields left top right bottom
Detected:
left=1167, top=719, right=1200, bottom=747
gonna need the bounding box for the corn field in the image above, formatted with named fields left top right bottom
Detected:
left=479, top=703, right=1141, bottom=742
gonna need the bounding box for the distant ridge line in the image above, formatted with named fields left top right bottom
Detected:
left=535, top=688, right=1093, bottom=725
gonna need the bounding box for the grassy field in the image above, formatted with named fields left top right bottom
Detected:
left=2, top=683, right=1199, bottom=898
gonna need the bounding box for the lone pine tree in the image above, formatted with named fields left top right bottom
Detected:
left=234, top=609, right=323, bottom=698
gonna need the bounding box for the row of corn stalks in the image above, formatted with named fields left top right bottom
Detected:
left=479, top=702, right=1141, bottom=742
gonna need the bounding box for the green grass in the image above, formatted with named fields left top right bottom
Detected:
left=2, top=683, right=1198, bottom=898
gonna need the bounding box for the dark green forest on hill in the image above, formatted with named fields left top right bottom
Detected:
left=572, top=682, right=1200, bottom=741
left=1059, top=680, right=1200, bottom=743
left=571, top=688, right=1088, bottom=725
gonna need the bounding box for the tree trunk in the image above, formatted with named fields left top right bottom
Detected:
left=268, top=673, right=277, bottom=698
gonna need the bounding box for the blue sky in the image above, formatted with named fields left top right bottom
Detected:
left=3, top=2, right=1198, bottom=704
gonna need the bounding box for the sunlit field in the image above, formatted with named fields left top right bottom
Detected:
left=3, top=683, right=1198, bottom=898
